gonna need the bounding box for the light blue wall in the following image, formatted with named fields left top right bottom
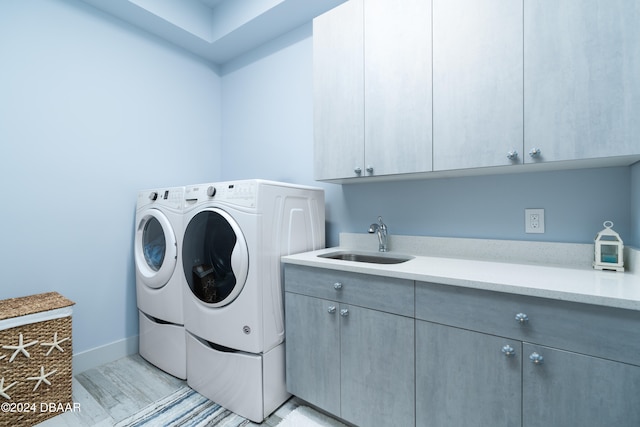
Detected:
left=0, top=0, right=222, bottom=353
left=221, top=24, right=349, bottom=243
left=221, top=23, right=639, bottom=249
left=340, top=167, right=632, bottom=244
left=1, top=3, right=637, bottom=361
left=221, top=24, right=315, bottom=185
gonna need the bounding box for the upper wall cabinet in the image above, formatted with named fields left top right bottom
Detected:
left=313, top=0, right=432, bottom=181
left=313, top=0, right=365, bottom=181
left=432, top=0, right=523, bottom=171
left=524, top=0, right=640, bottom=163
left=314, top=0, right=640, bottom=183
left=364, top=0, right=432, bottom=177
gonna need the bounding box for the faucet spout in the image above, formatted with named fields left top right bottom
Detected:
left=368, top=216, right=388, bottom=252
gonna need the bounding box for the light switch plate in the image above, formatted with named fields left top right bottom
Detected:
left=525, top=208, right=545, bottom=233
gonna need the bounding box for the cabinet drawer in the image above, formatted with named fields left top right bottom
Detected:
left=285, top=264, right=414, bottom=317
left=416, top=281, right=640, bottom=366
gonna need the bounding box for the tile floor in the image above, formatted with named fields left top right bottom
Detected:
left=34, top=353, right=310, bottom=426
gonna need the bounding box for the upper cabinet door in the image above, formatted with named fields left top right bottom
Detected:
left=433, top=0, right=523, bottom=171
left=313, top=0, right=364, bottom=181
left=364, top=0, right=432, bottom=176
left=524, top=0, right=640, bottom=163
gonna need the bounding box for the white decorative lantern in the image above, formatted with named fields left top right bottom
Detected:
left=593, top=221, right=624, bottom=272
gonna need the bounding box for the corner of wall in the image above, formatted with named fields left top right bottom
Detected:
left=73, top=335, right=138, bottom=375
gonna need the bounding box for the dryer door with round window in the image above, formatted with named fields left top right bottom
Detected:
left=135, top=209, right=178, bottom=289
left=182, top=208, right=249, bottom=307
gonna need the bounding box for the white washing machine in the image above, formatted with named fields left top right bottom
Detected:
left=181, top=179, right=325, bottom=422
left=135, top=187, right=186, bottom=379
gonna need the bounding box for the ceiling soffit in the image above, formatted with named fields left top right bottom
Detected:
left=79, top=0, right=346, bottom=64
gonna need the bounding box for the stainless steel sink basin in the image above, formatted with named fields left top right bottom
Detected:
left=318, top=250, right=413, bottom=264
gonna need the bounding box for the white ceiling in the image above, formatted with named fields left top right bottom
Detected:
left=80, top=0, right=346, bottom=64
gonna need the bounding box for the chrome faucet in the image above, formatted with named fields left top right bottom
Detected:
left=368, top=216, right=388, bottom=252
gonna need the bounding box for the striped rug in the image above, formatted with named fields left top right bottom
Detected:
left=114, top=386, right=250, bottom=427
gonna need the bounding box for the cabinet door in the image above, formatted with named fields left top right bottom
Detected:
left=433, top=0, right=523, bottom=171
left=285, top=293, right=340, bottom=415
left=416, top=321, right=522, bottom=427
left=364, top=0, right=432, bottom=176
left=340, top=305, right=415, bottom=427
left=523, top=344, right=640, bottom=427
left=524, top=0, right=640, bottom=163
left=313, top=0, right=365, bottom=180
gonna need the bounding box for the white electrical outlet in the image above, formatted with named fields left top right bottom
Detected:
left=525, top=209, right=545, bottom=233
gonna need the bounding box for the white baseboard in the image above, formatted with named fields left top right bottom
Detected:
left=73, top=335, right=138, bottom=375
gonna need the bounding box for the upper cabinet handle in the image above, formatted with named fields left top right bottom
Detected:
left=529, top=148, right=542, bottom=158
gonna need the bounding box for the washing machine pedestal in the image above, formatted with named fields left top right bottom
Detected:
left=139, top=311, right=186, bottom=379
left=186, top=332, right=290, bottom=423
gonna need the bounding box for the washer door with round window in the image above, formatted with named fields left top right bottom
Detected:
left=135, top=209, right=178, bottom=289
left=182, top=208, right=249, bottom=308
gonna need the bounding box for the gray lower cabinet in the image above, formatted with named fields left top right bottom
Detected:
left=416, top=321, right=522, bottom=426
left=523, top=343, right=640, bottom=427
left=285, top=293, right=340, bottom=415
left=284, top=265, right=415, bottom=427
left=339, top=304, right=414, bottom=427
left=416, top=280, right=640, bottom=427
left=285, top=266, right=640, bottom=426
left=417, top=321, right=640, bottom=427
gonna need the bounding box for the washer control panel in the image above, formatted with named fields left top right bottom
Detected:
left=138, top=187, right=183, bottom=210
left=216, top=181, right=257, bottom=208
left=184, top=181, right=258, bottom=208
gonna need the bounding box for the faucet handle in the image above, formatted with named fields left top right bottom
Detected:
left=377, top=216, right=387, bottom=230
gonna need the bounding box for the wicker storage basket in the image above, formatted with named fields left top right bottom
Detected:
left=0, top=292, right=74, bottom=427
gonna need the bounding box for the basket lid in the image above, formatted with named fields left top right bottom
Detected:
left=0, top=292, right=75, bottom=322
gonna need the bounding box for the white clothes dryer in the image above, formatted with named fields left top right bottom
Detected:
left=135, top=187, right=186, bottom=379
left=181, top=179, right=325, bottom=422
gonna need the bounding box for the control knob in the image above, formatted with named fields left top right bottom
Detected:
left=149, top=192, right=158, bottom=201
left=207, top=186, right=217, bottom=197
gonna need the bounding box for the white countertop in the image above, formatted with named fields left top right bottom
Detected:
left=282, top=246, right=640, bottom=311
